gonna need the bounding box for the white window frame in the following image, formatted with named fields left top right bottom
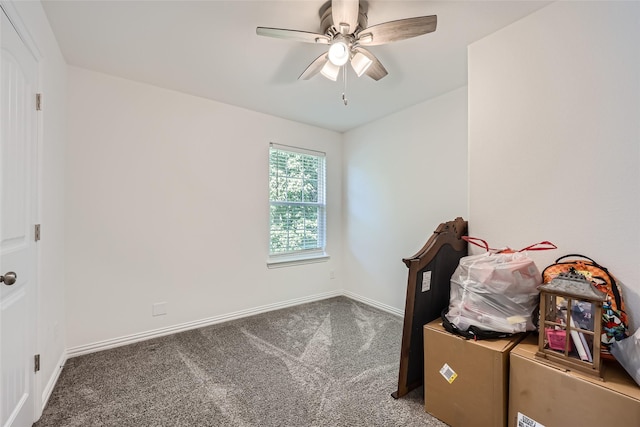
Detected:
left=267, top=143, right=328, bottom=268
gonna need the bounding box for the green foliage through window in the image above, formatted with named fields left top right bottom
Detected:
left=269, top=145, right=326, bottom=255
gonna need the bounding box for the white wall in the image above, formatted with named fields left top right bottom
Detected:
left=343, top=87, right=468, bottom=312
left=65, top=67, right=343, bottom=350
left=468, top=1, right=640, bottom=330
left=5, top=0, right=68, bottom=414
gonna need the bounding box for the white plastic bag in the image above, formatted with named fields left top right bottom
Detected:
left=610, top=327, right=640, bottom=387
left=446, top=251, right=542, bottom=334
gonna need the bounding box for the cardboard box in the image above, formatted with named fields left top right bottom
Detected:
left=509, top=335, right=640, bottom=427
left=423, top=320, right=524, bottom=427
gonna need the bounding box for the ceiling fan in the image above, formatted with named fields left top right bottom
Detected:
left=256, top=0, right=437, bottom=82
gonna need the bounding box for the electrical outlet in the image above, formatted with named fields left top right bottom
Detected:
left=330, top=270, right=335, bottom=279
left=152, top=302, right=167, bottom=316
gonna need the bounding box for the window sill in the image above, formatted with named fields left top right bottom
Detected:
left=267, top=252, right=330, bottom=268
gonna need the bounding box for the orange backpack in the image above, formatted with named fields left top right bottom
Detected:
left=542, top=254, right=629, bottom=359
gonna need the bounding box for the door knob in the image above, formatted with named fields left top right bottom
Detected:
left=1, top=272, right=17, bottom=286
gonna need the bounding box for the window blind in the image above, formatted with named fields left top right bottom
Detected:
left=269, top=143, right=326, bottom=256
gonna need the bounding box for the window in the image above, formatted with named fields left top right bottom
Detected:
left=269, top=143, right=326, bottom=263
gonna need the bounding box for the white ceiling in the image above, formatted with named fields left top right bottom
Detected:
left=41, top=0, right=549, bottom=132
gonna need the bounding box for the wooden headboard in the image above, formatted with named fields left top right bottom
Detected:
left=392, top=217, right=468, bottom=399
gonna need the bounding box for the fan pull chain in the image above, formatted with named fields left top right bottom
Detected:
left=342, top=66, right=348, bottom=106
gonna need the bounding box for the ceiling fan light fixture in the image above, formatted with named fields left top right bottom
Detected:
left=350, top=52, right=373, bottom=77
left=320, top=61, right=341, bottom=81
left=256, top=1, right=438, bottom=84
left=328, top=41, right=349, bottom=66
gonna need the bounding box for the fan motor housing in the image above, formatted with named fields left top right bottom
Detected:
left=319, top=2, right=368, bottom=35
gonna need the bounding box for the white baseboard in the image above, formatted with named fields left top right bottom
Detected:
left=66, top=289, right=403, bottom=359
left=342, top=290, right=404, bottom=317
left=66, top=290, right=343, bottom=358
left=41, top=351, right=66, bottom=412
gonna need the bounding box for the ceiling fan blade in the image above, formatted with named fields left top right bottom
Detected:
left=299, top=53, right=329, bottom=80
left=357, top=15, right=437, bottom=46
left=331, top=0, right=360, bottom=34
left=256, top=27, right=330, bottom=44
left=353, top=47, right=388, bottom=81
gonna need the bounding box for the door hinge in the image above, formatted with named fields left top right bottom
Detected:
left=36, top=93, right=42, bottom=111
left=35, top=224, right=41, bottom=242
left=34, top=354, right=40, bottom=372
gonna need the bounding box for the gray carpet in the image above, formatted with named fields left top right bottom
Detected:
left=34, top=296, right=448, bottom=426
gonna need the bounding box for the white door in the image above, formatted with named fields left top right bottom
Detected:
left=1, top=7, right=39, bottom=427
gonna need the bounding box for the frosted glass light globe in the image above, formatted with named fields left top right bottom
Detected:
left=328, top=42, right=349, bottom=66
